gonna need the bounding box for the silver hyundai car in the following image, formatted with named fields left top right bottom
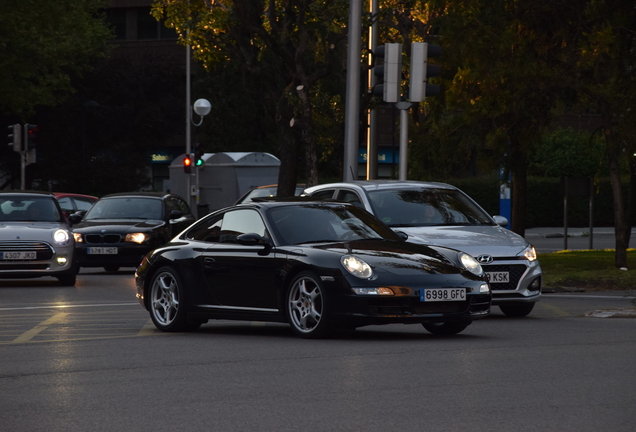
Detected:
left=0, top=191, right=76, bottom=286
left=303, top=181, right=542, bottom=317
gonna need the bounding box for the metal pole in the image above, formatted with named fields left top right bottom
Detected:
left=589, top=178, right=594, bottom=249
left=344, top=0, right=362, bottom=181
left=395, top=102, right=411, bottom=180
left=366, top=0, right=379, bottom=180
left=563, top=177, right=568, bottom=250
left=21, top=124, right=26, bottom=190
left=185, top=42, right=192, bottom=208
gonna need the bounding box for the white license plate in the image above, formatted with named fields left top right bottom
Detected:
left=0, top=251, right=37, bottom=260
left=420, top=288, right=466, bottom=302
left=485, top=272, right=509, bottom=283
left=88, top=247, right=118, bottom=255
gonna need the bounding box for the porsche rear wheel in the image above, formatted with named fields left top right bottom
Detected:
left=149, top=267, right=200, bottom=332
left=286, top=271, right=330, bottom=339
left=422, top=321, right=470, bottom=335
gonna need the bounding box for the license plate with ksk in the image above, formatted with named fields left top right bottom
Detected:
left=420, top=288, right=466, bottom=302
left=88, top=247, right=118, bottom=255
left=0, top=251, right=37, bottom=260
left=485, top=272, right=509, bottom=283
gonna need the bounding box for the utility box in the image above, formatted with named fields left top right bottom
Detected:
left=169, top=152, right=280, bottom=213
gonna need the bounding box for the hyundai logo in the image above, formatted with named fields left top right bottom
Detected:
left=477, top=254, right=494, bottom=264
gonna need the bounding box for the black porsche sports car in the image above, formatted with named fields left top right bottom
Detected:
left=135, top=200, right=491, bottom=338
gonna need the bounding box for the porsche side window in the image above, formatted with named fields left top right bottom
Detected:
left=219, top=209, right=267, bottom=243
left=188, top=215, right=223, bottom=242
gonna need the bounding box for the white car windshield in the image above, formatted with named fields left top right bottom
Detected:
left=0, top=196, right=62, bottom=222
left=367, top=188, right=494, bottom=227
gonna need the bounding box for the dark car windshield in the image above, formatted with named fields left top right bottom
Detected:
left=367, top=188, right=494, bottom=227
left=0, top=196, right=63, bottom=222
left=267, top=204, right=401, bottom=246
left=84, top=198, right=163, bottom=220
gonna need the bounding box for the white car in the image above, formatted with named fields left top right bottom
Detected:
left=0, top=191, right=76, bottom=286
left=303, top=180, right=542, bottom=317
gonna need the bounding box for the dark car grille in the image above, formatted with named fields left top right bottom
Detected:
left=367, top=297, right=469, bottom=315
left=0, top=241, right=54, bottom=260
left=85, top=234, right=122, bottom=244
left=483, top=264, right=527, bottom=291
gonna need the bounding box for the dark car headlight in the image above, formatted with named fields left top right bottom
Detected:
left=459, top=252, right=483, bottom=276
left=341, top=255, right=373, bottom=279
left=125, top=233, right=150, bottom=244
left=73, top=233, right=83, bottom=243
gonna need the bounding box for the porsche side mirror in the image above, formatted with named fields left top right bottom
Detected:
left=237, top=233, right=273, bottom=255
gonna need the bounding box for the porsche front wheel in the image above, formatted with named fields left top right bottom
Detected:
left=149, top=267, right=200, bottom=332
left=286, top=271, right=330, bottom=339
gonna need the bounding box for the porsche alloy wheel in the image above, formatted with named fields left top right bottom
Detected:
left=287, top=272, right=329, bottom=338
left=149, top=267, right=200, bottom=332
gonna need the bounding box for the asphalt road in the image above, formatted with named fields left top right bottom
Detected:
left=0, top=270, right=635, bottom=432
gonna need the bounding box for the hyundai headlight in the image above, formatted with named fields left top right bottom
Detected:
left=522, top=245, right=538, bottom=262
left=125, top=233, right=149, bottom=244
left=53, top=229, right=71, bottom=246
left=341, top=255, right=373, bottom=279
left=459, top=252, right=483, bottom=276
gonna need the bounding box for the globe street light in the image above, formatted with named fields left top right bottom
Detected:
left=191, top=98, right=211, bottom=126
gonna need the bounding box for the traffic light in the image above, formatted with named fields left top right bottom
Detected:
left=25, top=124, right=38, bottom=150
left=183, top=154, right=193, bottom=173
left=7, top=124, right=21, bottom=152
left=372, top=43, right=403, bottom=103
left=194, top=143, right=204, bottom=167
left=409, top=42, right=442, bottom=102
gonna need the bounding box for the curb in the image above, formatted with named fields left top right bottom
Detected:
left=585, top=308, right=636, bottom=318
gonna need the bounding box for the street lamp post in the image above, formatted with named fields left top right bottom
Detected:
left=189, top=98, right=210, bottom=214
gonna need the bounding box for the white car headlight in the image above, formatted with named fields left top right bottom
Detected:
left=459, top=252, right=483, bottom=276
left=125, top=233, right=149, bottom=244
left=522, top=245, right=538, bottom=262
left=341, top=255, right=373, bottom=279
left=53, top=229, right=71, bottom=245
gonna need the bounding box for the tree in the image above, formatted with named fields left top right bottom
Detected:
left=152, top=0, right=350, bottom=196
left=0, top=0, right=112, bottom=118
left=421, top=0, right=588, bottom=236
left=571, top=0, right=636, bottom=268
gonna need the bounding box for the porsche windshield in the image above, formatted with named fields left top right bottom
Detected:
left=267, top=204, right=400, bottom=245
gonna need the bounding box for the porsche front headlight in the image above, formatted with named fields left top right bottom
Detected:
left=459, top=252, right=483, bottom=276
left=341, top=255, right=373, bottom=279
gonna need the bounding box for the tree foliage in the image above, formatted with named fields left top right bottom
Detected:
left=152, top=0, right=350, bottom=195
left=0, top=0, right=112, bottom=118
